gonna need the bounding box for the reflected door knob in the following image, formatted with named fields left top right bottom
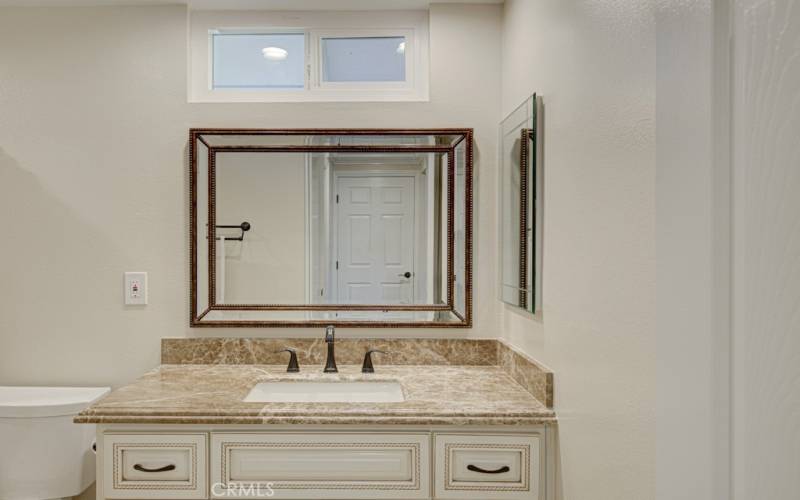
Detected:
left=398, top=272, right=412, bottom=279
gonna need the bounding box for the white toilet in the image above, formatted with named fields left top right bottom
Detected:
left=0, top=386, right=110, bottom=500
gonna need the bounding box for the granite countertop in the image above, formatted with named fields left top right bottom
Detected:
left=75, top=364, right=555, bottom=426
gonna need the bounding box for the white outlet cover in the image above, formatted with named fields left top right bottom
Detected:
left=124, top=272, right=148, bottom=305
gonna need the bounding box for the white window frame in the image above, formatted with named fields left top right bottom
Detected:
left=189, top=11, right=429, bottom=103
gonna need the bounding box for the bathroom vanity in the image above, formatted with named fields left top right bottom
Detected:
left=76, top=129, right=555, bottom=499
left=77, top=338, right=556, bottom=500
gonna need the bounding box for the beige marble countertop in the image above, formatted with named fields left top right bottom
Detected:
left=75, top=364, right=555, bottom=426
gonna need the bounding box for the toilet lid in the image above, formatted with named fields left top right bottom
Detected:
left=0, top=386, right=110, bottom=418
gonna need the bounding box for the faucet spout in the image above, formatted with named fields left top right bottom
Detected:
left=324, top=325, right=338, bottom=373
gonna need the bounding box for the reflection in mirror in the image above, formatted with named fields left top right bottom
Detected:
left=214, top=151, right=447, bottom=306
left=500, top=95, right=542, bottom=314
left=191, top=130, right=472, bottom=327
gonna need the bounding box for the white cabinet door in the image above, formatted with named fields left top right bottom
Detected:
left=433, top=434, right=541, bottom=500
left=103, top=433, right=207, bottom=499
left=210, top=432, right=430, bottom=499
left=336, top=175, right=416, bottom=304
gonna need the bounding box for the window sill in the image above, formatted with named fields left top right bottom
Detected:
left=188, top=91, right=430, bottom=104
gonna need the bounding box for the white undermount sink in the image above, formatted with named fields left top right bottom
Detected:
left=244, top=380, right=405, bottom=403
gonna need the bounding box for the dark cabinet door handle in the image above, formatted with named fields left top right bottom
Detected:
left=133, top=463, right=176, bottom=473
left=467, top=464, right=511, bottom=474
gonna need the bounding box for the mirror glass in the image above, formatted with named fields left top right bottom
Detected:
left=191, top=130, right=472, bottom=327
left=500, top=95, right=542, bottom=314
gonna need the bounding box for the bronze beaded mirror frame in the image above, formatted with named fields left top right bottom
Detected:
left=190, top=129, right=473, bottom=328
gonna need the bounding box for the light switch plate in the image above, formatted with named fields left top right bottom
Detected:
left=124, top=272, right=147, bottom=305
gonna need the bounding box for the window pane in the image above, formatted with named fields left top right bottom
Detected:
left=322, top=36, right=406, bottom=82
left=213, top=33, right=305, bottom=89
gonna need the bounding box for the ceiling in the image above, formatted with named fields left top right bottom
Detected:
left=0, top=0, right=503, bottom=9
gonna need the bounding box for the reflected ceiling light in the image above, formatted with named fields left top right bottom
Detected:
left=262, top=46, right=288, bottom=61
left=396, top=41, right=406, bottom=54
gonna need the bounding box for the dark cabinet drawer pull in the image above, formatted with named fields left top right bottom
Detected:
left=133, top=463, right=176, bottom=473
left=467, top=464, right=511, bottom=474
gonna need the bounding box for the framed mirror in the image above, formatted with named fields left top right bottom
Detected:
left=500, top=94, right=543, bottom=315
left=190, top=129, right=472, bottom=327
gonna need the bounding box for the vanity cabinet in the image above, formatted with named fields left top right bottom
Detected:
left=210, top=433, right=430, bottom=499
left=433, top=434, right=540, bottom=500
left=96, top=427, right=552, bottom=500
left=102, top=433, right=208, bottom=499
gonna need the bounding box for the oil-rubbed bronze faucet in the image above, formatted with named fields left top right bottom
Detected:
left=324, top=325, right=338, bottom=373
left=275, top=348, right=299, bottom=372
left=362, top=349, right=388, bottom=373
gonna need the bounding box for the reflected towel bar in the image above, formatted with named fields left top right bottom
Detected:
left=209, top=221, right=251, bottom=241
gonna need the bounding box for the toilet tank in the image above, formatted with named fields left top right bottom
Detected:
left=0, top=386, right=110, bottom=500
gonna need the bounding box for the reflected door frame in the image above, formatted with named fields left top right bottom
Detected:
left=331, top=166, right=429, bottom=305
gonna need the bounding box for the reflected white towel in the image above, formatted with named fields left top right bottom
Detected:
left=216, top=237, right=226, bottom=303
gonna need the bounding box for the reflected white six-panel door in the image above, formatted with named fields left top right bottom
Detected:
left=336, top=176, right=415, bottom=304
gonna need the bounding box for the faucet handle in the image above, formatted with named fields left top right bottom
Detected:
left=362, top=349, right=388, bottom=373
left=275, top=348, right=300, bottom=373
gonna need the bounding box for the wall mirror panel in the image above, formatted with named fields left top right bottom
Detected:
left=500, top=95, right=543, bottom=315
left=191, top=129, right=472, bottom=327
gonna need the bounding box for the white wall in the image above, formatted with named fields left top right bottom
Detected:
left=216, top=152, right=306, bottom=304
left=655, top=1, right=730, bottom=499
left=0, top=3, right=502, bottom=388
left=0, top=6, right=189, bottom=388
left=503, top=1, right=800, bottom=499
left=500, top=0, right=657, bottom=498
left=731, top=0, right=800, bottom=497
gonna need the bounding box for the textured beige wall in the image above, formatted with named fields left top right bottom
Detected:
left=216, top=153, right=306, bottom=304
left=730, top=0, right=800, bottom=497
left=655, top=1, right=728, bottom=499
left=500, top=0, right=657, bottom=498
left=0, top=3, right=502, bottom=388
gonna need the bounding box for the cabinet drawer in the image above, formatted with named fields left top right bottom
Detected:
left=434, top=434, right=541, bottom=500
left=210, top=433, right=430, bottom=499
left=103, top=433, right=207, bottom=499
